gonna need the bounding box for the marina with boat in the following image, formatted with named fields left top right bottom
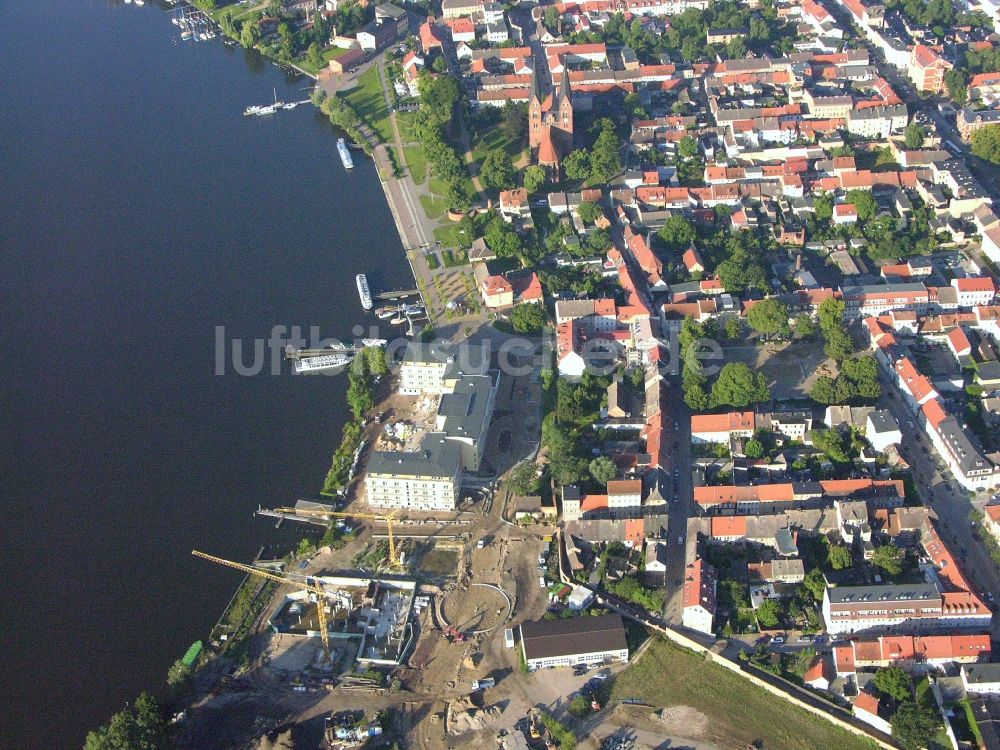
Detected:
left=284, top=339, right=387, bottom=374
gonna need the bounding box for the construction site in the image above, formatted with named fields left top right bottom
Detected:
left=173, top=351, right=564, bottom=750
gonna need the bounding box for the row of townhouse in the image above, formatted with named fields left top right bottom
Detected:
left=690, top=409, right=814, bottom=444
left=867, top=317, right=1000, bottom=491
left=693, top=478, right=907, bottom=515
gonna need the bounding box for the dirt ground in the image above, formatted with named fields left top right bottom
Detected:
left=579, top=705, right=725, bottom=750
left=724, top=340, right=833, bottom=400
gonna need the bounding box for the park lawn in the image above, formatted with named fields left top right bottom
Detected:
left=404, top=146, right=427, bottom=184
left=341, top=66, right=392, bottom=143
left=433, top=222, right=472, bottom=249
left=471, top=121, right=522, bottom=163
left=396, top=111, right=419, bottom=142
left=429, top=174, right=477, bottom=205
left=609, top=638, right=878, bottom=750
left=420, top=194, right=449, bottom=220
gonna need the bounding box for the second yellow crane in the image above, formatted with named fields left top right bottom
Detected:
left=268, top=507, right=403, bottom=568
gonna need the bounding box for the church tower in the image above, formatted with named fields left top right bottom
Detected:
left=528, top=64, right=545, bottom=152
left=557, top=65, right=574, bottom=148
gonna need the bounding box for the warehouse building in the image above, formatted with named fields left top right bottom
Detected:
left=519, top=613, right=628, bottom=670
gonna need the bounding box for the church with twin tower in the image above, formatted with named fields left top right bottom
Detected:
left=528, top=64, right=574, bottom=178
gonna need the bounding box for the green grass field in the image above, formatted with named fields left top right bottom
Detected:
left=403, top=146, right=427, bottom=184
left=609, top=638, right=878, bottom=750
left=341, top=66, right=392, bottom=143
left=419, top=194, right=449, bottom=219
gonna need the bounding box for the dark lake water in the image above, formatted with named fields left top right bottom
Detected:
left=0, top=1, right=409, bottom=746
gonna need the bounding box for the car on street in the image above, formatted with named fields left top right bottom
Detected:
left=772, top=636, right=785, bottom=644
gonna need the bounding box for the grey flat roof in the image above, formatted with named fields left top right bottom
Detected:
left=827, top=584, right=939, bottom=604
left=439, top=373, right=497, bottom=444
left=868, top=409, right=899, bottom=434
left=965, top=664, right=1000, bottom=684
left=368, top=433, right=461, bottom=479
left=520, top=614, right=627, bottom=660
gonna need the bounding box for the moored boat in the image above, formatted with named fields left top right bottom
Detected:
left=356, top=274, right=373, bottom=310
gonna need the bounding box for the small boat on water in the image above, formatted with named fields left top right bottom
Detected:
left=389, top=316, right=406, bottom=325
left=375, top=307, right=396, bottom=319
left=134, top=0, right=145, bottom=6
left=337, top=138, right=354, bottom=169
left=356, top=274, right=373, bottom=311
left=361, top=338, right=388, bottom=347
left=181, top=29, right=193, bottom=40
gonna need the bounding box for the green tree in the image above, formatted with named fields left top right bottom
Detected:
left=828, top=544, right=853, bottom=571
left=418, top=74, right=461, bottom=121
left=307, top=41, right=324, bottom=70
left=568, top=694, right=592, bottom=717
left=945, top=68, right=969, bottom=105
left=744, top=439, right=764, bottom=458
left=166, top=659, right=192, bottom=689
left=364, top=345, right=389, bottom=376
left=240, top=19, right=261, bottom=49
left=523, top=165, right=546, bottom=193
left=84, top=693, right=168, bottom=750
left=756, top=598, right=782, bottom=628
left=346, top=353, right=373, bottom=420
left=563, top=149, right=591, bottom=181
left=874, top=666, right=913, bottom=702
left=812, top=428, right=851, bottom=463
left=872, top=543, right=904, bottom=576
left=794, top=314, right=816, bottom=339
left=746, top=298, right=790, bottom=339
left=891, top=701, right=940, bottom=750
left=904, top=122, right=926, bottom=149
left=658, top=215, right=697, bottom=251
left=810, top=376, right=840, bottom=405
left=577, top=201, right=602, bottom=224
left=506, top=462, right=540, bottom=495
left=973, top=125, right=1000, bottom=164
left=684, top=381, right=710, bottom=410
left=589, top=119, right=623, bottom=183
left=500, top=101, right=528, bottom=143
left=678, top=134, right=699, bottom=159
left=824, top=327, right=855, bottom=361
left=725, top=317, right=743, bottom=340
left=484, top=216, right=522, bottom=258
left=480, top=150, right=516, bottom=190
left=511, top=302, right=546, bottom=333
left=814, top=192, right=834, bottom=221
left=846, top=189, right=878, bottom=221
left=710, top=363, right=770, bottom=407
left=589, top=456, right=617, bottom=484
left=802, top=568, right=826, bottom=601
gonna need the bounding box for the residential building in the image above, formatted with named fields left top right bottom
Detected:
left=963, top=664, right=1000, bottom=695
left=866, top=410, right=901, bottom=452
left=682, top=558, right=717, bottom=635
left=366, top=434, right=462, bottom=511
left=441, top=0, right=483, bottom=18
left=908, top=45, right=950, bottom=93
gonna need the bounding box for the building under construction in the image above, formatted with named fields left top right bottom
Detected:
left=269, top=575, right=417, bottom=665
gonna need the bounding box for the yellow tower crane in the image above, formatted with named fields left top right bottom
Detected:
left=191, top=549, right=336, bottom=658
left=267, top=507, right=403, bottom=568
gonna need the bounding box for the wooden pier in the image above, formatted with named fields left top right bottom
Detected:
left=374, top=289, right=420, bottom=301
